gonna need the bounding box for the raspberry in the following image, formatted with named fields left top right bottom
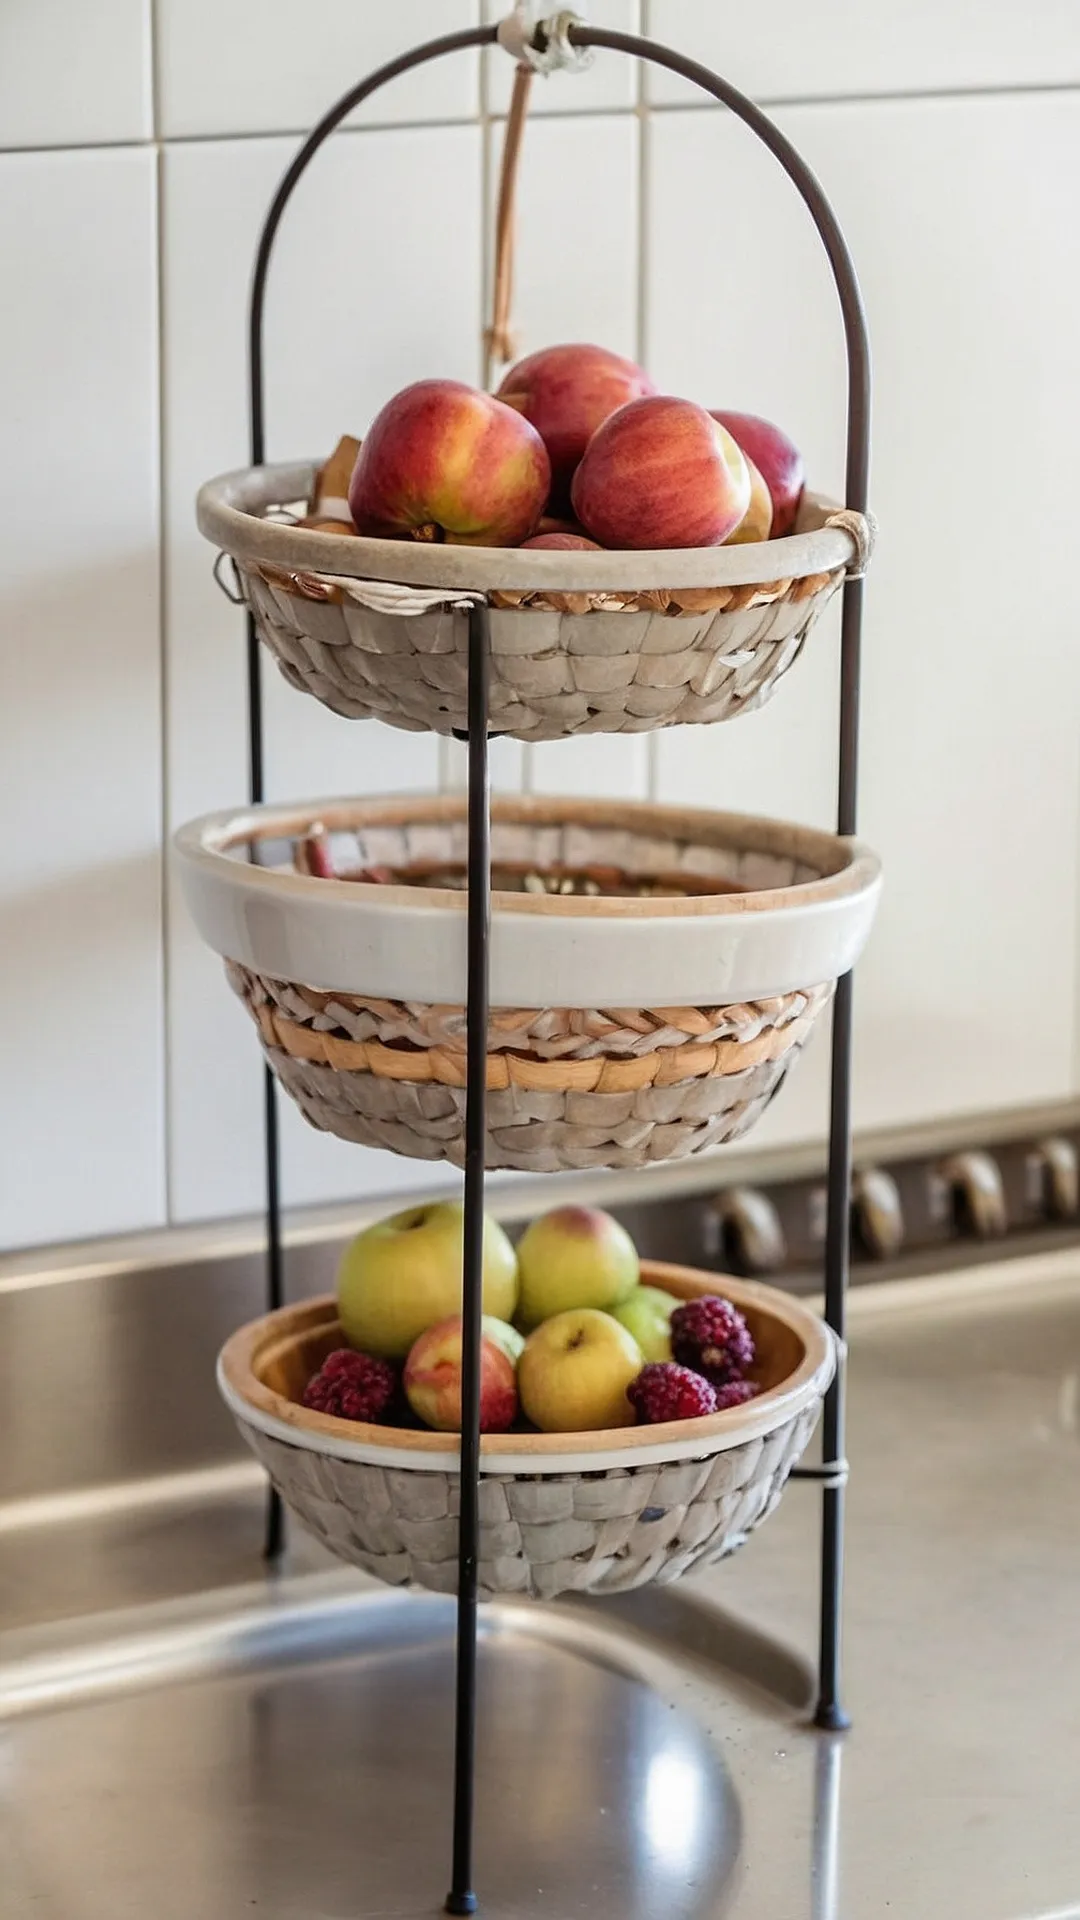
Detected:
left=670, top=1295, right=755, bottom=1387
left=627, top=1363, right=718, bottom=1424
left=713, top=1378, right=759, bottom=1411
left=303, top=1348, right=397, bottom=1423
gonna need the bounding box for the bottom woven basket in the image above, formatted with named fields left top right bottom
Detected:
left=218, top=1262, right=835, bottom=1601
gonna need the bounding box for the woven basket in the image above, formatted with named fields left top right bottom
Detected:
left=198, top=462, right=871, bottom=743
left=218, top=1262, right=836, bottom=1600
left=175, top=793, right=881, bottom=1174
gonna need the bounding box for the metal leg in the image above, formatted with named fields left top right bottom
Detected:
left=246, top=609, right=287, bottom=1564
left=446, top=603, right=491, bottom=1918
left=814, top=970, right=854, bottom=1730
left=813, top=543, right=865, bottom=1728
left=261, top=1063, right=286, bottom=1561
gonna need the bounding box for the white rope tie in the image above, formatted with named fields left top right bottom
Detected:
left=496, top=5, right=593, bottom=75
left=317, top=577, right=484, bottom=616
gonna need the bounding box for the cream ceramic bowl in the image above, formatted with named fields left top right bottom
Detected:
left=174, top=792, right=881, bottom=1011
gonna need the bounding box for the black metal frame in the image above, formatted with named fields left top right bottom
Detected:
left=243, top=19, right=870, bottom=1912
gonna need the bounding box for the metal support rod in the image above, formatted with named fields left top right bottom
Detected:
left=244, top=607, right=286, bottom=1561
left=445, top=604, right=492, bottom=1918
left=815, top=970, right=854, bottom=1729
left=813, top=574, right=866, bottom=1733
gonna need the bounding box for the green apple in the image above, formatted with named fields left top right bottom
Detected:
left=516, top=1205, right=639, bottom=1327
left=518, top=1308, right=642, bottom=1433
left=337, top=1200, right=519, bottom=1360
left=612, top=1285, right=676, bottom=1363
left=482, top=1316, right=525, bottom=1365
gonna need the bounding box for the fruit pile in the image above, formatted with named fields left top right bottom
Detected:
left=301, top=1200, right=760, bottom=1436
left=297, top=341, right=804, bottom=554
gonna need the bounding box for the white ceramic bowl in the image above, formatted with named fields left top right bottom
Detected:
left=174, top=792, right=881, bottom=1010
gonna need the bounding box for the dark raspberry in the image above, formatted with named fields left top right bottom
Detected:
left=302, top=1348, right=397, bottom=1423
left=627, top=1363, right=719, bottom=1424
left=713, top=1378, right=759, bottom=1411
left=670, top=1295, right=755, bottom=1387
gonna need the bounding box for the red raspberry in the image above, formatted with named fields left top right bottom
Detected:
left=670, top=1295, right=755, bottom=1387
left=713, top=1379, right=760, bottom=1411
left=302, top=1348, right=397, bottom=1423
left=627, top=1363, right=719, bottom=1424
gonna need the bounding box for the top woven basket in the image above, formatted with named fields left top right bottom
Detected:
left=198, top=463, right=870, bottom=743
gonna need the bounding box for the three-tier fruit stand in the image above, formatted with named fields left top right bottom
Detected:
left=179, top=13, right=877, bottom=1913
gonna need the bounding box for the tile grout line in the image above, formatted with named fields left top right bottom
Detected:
left=4, top=77, right=1080, bottom=161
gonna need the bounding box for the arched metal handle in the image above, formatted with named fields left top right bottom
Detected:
left=247, top=23, right=871, bottom=830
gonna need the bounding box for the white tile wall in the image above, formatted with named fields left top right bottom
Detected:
left=0, top=149, right=163, bottom=1248
left=649, top=92, right=1080, bottom=1135
left=0, top=0, right=152, bottom=149
left=644, top=0, right=1080, bottom=104
left=4, top=0, right=1079, bottom=1247
left=162, top=123, right=481, bottom=1219
left=155, top=1, right=481, bottom=138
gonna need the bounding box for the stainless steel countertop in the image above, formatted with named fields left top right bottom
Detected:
left=1, top=1253, right=1078, bottom=1918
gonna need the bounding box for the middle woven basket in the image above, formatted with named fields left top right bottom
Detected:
left=177, top=794, right=880, bottom=1173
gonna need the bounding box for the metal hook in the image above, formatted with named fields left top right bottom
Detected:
left=213, top=550, right=247, bottom=606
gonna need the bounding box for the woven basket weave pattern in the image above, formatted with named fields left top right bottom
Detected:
left=240, top=1404, right=819, bottom=1599
left=229, top=964, right=830, bottom=1172
left=241, top=562, right=841, bottom=741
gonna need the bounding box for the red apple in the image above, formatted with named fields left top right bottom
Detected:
left=536, top=514, right=586, bottom=537
left=571, top=396, right=751, bottom=550
left=497, top=343, right=656, bottom=510
left=348, top=379, right=550, bottom=547
left=520, top=531, right=603, bottom=550
left=403, top=1314, right=518, bottom=1433
left=711, top=411, right=804, bottom=537
left=723, top=453, right=772, bottom=545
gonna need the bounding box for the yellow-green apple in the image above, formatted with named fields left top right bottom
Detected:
left=711, top=410, right=804, bottom=536
left=519, top=1309, right=643, bottom=1432
left=520, top=531, right=602, bottom=550
left=612, top=1285, right=677, bottom=1363
left=516, top=1205, right=639, bottom=1327
left=337, top=1200, right=519, bottom=1360
left=497, top=343, right=655, bottom=510
left=723, top=453, right=773, bottom=545
left=572, top=396, right=751, bottom=549
left=404, top=1315, right=518, bottom=1433
left=348, top=379, right=549, bottom=546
